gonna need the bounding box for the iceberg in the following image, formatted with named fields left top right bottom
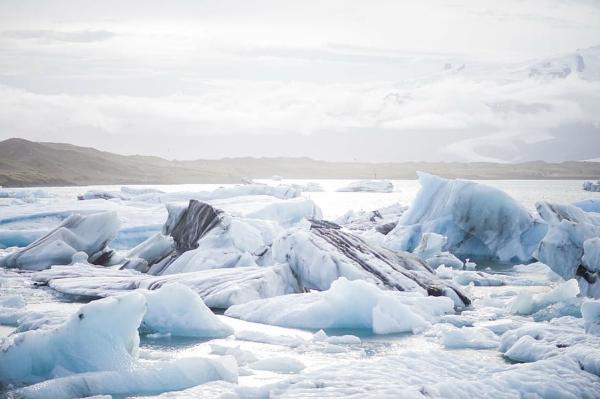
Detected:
left=384, top=173, right=546, bottom=262
left=33, top=263, right=301, bottom=309
left=336, top=179, right=394, bottom=193
left=0, top=211, right=120, bottom=270
left=122, top=199, right=315, bottom=275
left=140, top=283, right=233, bottom=338
left=272, top=220, right=470, bottom=308
left=583, top=179, right=600, bottom=192
left=225, top=277, right=454, bottom=334
left=14, top=356, right=237, bottom=399
left=0, top=292, right=145, bottom=385
left=534, top=201, right=600, bottom=297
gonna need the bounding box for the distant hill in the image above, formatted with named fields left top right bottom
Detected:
left=1, top=138, right=600, bottom=187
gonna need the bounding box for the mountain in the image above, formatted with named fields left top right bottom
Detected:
left=1, top=138, right=600, bottom=187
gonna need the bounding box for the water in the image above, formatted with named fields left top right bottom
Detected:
left=0, top=179, right=598, bottom=397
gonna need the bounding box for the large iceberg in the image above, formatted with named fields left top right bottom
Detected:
left=225, top=277, right=454, bottom=334
left=0, top=211, right=120, bottom=270
left=535, top=201, right=600, bottom=297
left=384, top=173, right=546, bottom=262
left=272, top=220, right=470, bottom=308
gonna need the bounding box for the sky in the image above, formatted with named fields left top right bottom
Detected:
left=0, top=0, right=599, bottom=162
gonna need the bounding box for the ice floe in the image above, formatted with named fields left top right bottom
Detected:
left=225, top=277, right=454, bottom=334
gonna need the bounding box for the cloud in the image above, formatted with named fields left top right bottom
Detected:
left=2, top=29, right=116, bottom=43
left=0, top=72, right=598, bottom=162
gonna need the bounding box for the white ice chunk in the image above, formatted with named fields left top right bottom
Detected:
left=140, top=283, right=233, bottom=338
left=435, top=265, right=453, bottom=279
left=0, top=292, right=145, bottom=385
left=509, top=279, right=580, bottom=315
left=14, top=356, right=237, bottom=399
left=225, top=277, right=454, bottom=334
left=582, top=300, right=600, bottom=335
left=437, top=325, right=500, bottom=349
left=0, top=211, right=120, bottom=270
left=583, top=237, right=600, bottom=272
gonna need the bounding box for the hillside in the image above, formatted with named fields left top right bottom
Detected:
left=1, top=138, right=600, bottom=187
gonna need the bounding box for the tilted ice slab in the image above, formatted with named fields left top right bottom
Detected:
left=384, top=173, right=546, bottom=263
left=272, top=220, right=470, bottom=308
left=0, top=211, right=120, bottom=270
left=336, top=179, right=394, bottom=193
left=225, top=277, right=455, bottom=334
left=535, top=201, right=600, bottom=297
left=123, top=199, right=320, bottom=274
left=33, top=263, right=301, bottom=309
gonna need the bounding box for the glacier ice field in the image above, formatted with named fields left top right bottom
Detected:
left=0, top=177, right=600, bottom=398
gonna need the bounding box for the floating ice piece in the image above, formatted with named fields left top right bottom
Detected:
left=13, top=356, right=237, bottom=399
left=334, top=202, right=406, bottom=234
left=158, top=184, right=301, bottom=203
left=336, top=179, right=394, bottom=193
left=583, top=237, right=600, bottom=273
left=464, top=259, right=477, bottom=270
left=582, top=300, right=600, bottom=335
left=273, top=221, right=470, bottom=308
left=583, top=179, right=600, bottom=192
left=0, top=292, right=145, bottom=385
left=385, top=173, right=545, bottom=262
left=453, top=270, right=506, bottom=286
left=425, top=252, right=464, bottom=269
left=535, top=201, right=600, bottom=297
left=140, top=283, right=233, bottom=338
left=248, top=357, right=305, bottom=374
left=435, top=265, right=453, bottom=279
left=414, top=232, right=447, bottom=260
left=509, top=279, right=580, bottom=315
left=78, top=190, right=129, bottom=201
left=123, top=233, right=174, bottom=273
left=225, top=277, right=454, bottom=334
left=312, top=330, right=361, bottom=344
left=437, top=325, right=499, bottom=349
left=499, top=317, right=600, bottom=369
left=0, top=211, right=120, bottom=270
left=34, top=263, right=300, bottom=309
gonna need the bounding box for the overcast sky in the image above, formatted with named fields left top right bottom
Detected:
left=1, top=0, right=599, bottom=162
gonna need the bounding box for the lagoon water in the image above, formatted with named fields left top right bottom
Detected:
left=1, top=178, right=599, bottom=398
